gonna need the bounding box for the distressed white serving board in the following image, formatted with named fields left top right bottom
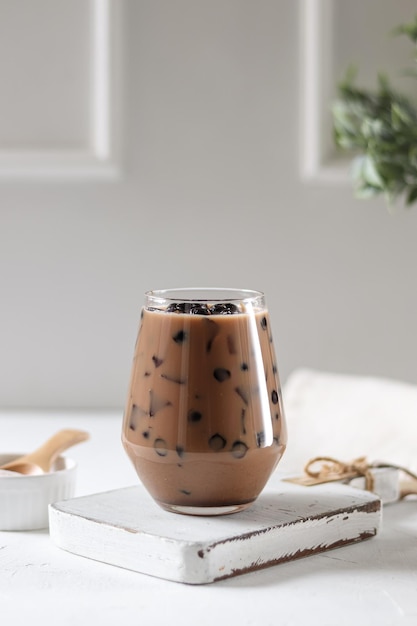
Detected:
left=49, top=482, right=381, bottom=584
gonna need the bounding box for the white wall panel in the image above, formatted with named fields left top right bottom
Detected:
left=0, top=0, right=121, bottom=179
left=0, top=0, right=90, bottom=148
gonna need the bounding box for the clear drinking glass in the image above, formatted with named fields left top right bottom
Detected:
left=121, top=288, right=287, bottom=515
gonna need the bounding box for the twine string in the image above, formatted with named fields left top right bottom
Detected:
left=304, top=456, right=417, bottom=497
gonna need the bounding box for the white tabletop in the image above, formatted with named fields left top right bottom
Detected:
left=1, top=410, right=417, bottom=626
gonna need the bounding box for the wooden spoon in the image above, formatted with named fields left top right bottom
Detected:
left=0, top=429, right=90, bottom=475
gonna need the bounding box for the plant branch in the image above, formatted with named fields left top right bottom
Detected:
left=332, top=16, right=417, bottom=208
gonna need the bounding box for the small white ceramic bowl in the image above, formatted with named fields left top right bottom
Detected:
left=0, top=453, right=77, bottom=531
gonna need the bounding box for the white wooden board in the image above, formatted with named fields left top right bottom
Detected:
left=49, top=481, right=381, bottom=584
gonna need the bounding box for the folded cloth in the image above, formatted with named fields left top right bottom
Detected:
left=279, top=368, right=417, bottom=475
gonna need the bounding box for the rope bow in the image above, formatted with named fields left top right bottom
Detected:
left=303, top=456, right=417, bottom=498
left=304, top=456, right=376, bottom=491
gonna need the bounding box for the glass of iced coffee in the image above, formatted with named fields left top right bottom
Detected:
left=122, top=288, right=287, bottom=516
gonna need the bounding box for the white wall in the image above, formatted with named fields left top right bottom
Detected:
left=0, top=0, right=416, bottom=409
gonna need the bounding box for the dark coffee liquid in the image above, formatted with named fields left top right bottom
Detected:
left=122, top=306, right=286, bottom=510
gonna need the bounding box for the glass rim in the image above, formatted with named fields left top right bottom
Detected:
left=145, top=287, right=264, bottom=304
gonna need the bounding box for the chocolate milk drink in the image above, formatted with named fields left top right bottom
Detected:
left=122, top=289, right=287, bottom=515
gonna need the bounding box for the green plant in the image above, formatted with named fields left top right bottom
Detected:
left=332, top=16, right=417, bottom=208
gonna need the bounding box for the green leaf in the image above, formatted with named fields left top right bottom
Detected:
left=406, top=186, right=417, bottom=206
left=332, top=102, right=359, bottom=136
left=377, top=72, right=391, bottom=93
left=353, top=155, right=384, bottom=189
left=392, top=16, right=417, bottom=43
left=355, top=185, right=380, bottom=199
left=392, top=102, right=414, bottom=128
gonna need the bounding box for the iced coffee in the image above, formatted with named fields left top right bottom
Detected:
left=122, top=288, right=286, bottom=515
